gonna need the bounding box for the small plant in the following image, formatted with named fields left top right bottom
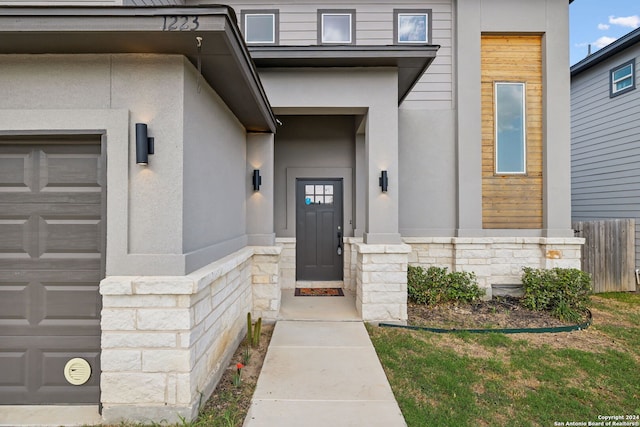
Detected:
left=232, top=363, right=244, bottom=387
left=407, top=265, right=485, bottom=306
left=246, top=312, right=262, bottom=348
left=220, top=409, right=241, bottom=427
left=521, top=267, right=592, bottom=322
left=242, top=346, right=251, bottom=366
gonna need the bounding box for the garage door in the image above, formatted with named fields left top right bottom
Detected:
left=0, top=137, right=104, bottom=404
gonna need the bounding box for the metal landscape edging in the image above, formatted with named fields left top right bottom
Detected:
left=379, top=310, right=592, bottom=334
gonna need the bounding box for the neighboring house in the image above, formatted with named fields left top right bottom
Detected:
left=571, top=28, right=640, bottom=276
left=0, top=0, right=581, bottom=424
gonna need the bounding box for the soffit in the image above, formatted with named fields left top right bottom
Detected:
left=0, top=6, right=276, bottom=133
left=249, top=45, right=440, bottom=104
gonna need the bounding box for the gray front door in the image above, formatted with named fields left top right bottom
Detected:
left=0, top=137, right=104, bottom=404
left=296, top=179, right=343, bottom=281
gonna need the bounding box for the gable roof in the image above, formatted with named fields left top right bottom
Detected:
left=0, top=5, right=277, bottom=132
left=571, top=27, right=640, bottom=76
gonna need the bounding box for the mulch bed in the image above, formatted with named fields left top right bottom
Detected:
left=408, top=296, right=579, bottom=329
left=198, top=324, right=273, bottom=424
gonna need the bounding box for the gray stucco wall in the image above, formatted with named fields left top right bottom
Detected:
left=274, top=115, right=356, bottom=238
left=0, top=55, right=113, bottom=110
left=260, top=67, right=400, bottom=243
left=111, top=55, right=185, bottom=257
left=571, top=44, right=640, bottom=266
left=0, top=53, right=251, bottom=276
left=182, top=61, right=249, bottom=273
left=398, top=109, right=456, bottom=236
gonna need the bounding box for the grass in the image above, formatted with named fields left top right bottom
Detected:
left=368, top=292, right=640, bottom=427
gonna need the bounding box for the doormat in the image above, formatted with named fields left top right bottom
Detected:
left=295, top=287, right=344, bottom=297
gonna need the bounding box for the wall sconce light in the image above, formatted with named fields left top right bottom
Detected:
left=135, top=123, right=155, bottom=165
left=379, top=170, right=388, bottom=192
left=252, top=169, right=262, bottom=191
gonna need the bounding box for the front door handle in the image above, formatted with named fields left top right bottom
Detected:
left=337, top=231, right=343, bottom=256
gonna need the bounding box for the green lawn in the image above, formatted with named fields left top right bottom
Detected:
left=368, top=293, right=640, bottom=427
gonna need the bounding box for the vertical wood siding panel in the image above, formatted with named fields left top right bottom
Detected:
left=481, top=35, right=543, bottom=229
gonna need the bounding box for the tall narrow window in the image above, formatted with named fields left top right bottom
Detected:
left=495, top=82, right=526, bottom=174
left=242, top=10, right=278, bottom=45
left=394, top=9, right=431, bottom=44
left=610, top=59, right=635, bottom=97
left=318, top=10, right=355, bottom=45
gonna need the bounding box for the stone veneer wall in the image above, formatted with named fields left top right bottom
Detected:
left=404, top=237, right=585, bottom=298
left=276, top=238, right=296, bottom=289
left=99, top=246, right=281, bottom=424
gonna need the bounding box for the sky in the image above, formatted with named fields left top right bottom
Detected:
left=570, top=0, right=640, bottom=65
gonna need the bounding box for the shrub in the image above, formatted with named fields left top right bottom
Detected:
left=408, top=265, right=485, bottom=306
left=521, top=267, right=592, bottom=322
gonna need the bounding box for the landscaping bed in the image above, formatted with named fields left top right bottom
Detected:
left=408, top=296, right=583, bottom=330
left=195, top=323, right=273, bottom=427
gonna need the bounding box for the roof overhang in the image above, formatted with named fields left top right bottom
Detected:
left=249, top=45, right=440, bottom=104
left=0, top=6, right=276, bottom=132
left=571, top=27, right=640, bottom=77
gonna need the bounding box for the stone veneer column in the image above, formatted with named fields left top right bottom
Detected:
left=251, top=246, right=282, bottom=320
left=356, top=243, right=411, bottom=323
left=276, top=238, right=296, bottom=289
left=99, top=248, right=254, bottom=424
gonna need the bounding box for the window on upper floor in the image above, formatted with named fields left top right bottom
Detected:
left=394, top=9, right=432, bottom=44
left=318, top=9, right=356, bottom=45
left=610, top=59, right=635, bottom=97
left=241, top=10, right=279, bottom=45
left=495, top=82, right=527, bottom=174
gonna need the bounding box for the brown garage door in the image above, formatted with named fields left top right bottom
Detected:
left=0, top=137, right=104, bottom=404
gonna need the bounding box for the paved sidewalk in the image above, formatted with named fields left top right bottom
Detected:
left=243, top=320, right=407, bottom=427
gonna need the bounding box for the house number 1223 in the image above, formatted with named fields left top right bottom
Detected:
left=162, top=16, right=200, bottom=31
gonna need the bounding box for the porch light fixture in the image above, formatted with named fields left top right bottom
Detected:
left=379, top=170, right=389, bottom=192
left=135, top=123, right=155, bottom=165
left=252, top=169, right=262, bottom=191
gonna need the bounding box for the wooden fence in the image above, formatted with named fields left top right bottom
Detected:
left=572, top=219, right=636, bottom=293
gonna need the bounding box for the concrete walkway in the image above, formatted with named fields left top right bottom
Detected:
left=243, top=291, right=407, bottom=427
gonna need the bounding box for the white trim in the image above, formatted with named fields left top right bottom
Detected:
left=611, top=63, right=633, bottom=94
left=244, top=13, right=276, bottom=44
left=321, top=13, right=352, bottom=44
left=494, top=81, right=527, bottom=175
left=397, top=13, right=428, bottom=44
